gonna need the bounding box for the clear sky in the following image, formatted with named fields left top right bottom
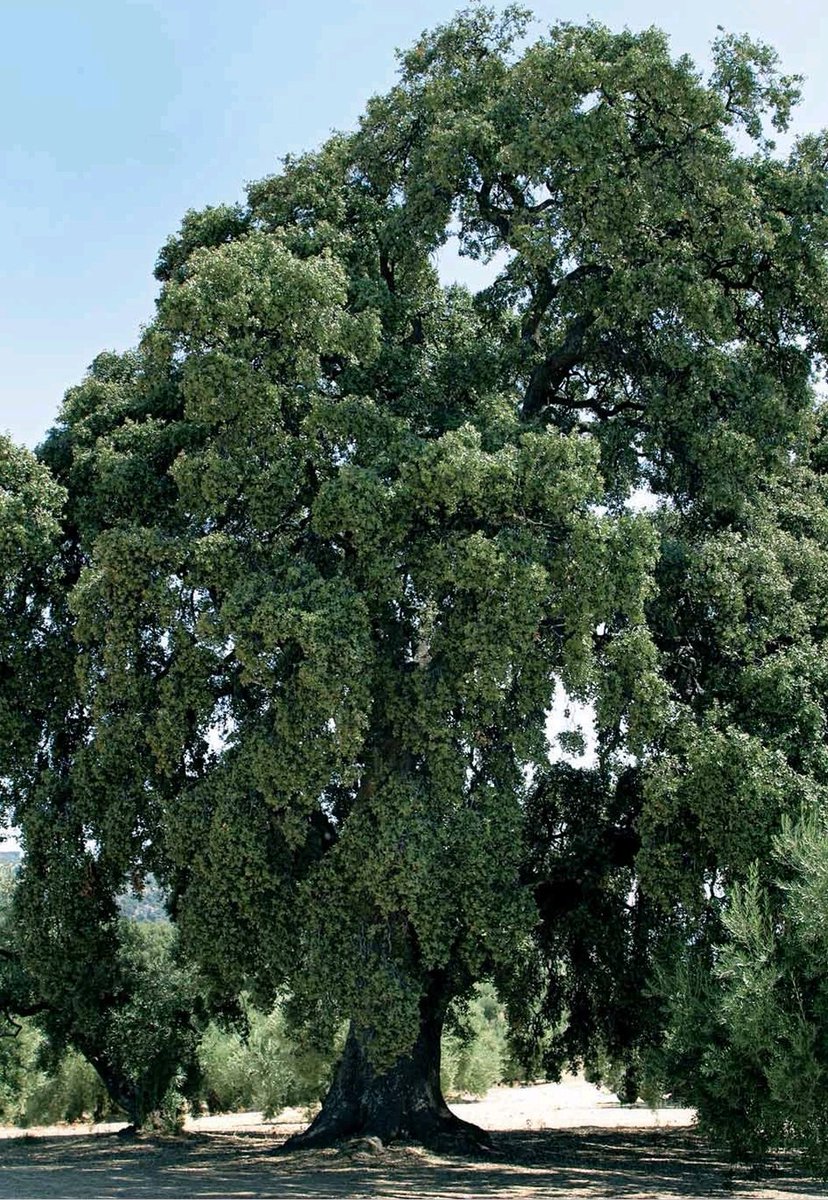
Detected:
left=1, top=0, right=827, bottom=450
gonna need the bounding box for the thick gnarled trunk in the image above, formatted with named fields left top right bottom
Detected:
left=285, top=976, right=490, bottom=1152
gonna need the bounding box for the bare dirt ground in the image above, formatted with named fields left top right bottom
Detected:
left=0, top=1078, right=822, bottom=1199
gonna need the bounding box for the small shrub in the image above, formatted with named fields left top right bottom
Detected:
left=198, top=1000, right=341, bottom=1117
left=0, top=1019, right=40, bottom=1123
left=143, top=1080, right=188, bottom=1134
left=18, top=1047, right=111, bottom=1127
left=441, top=982, right=509, bottom=1098
left=198, top=1022, right=258, bottom=1113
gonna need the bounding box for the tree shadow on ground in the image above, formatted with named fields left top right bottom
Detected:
left=0, top=1126, right=823, bottom=1199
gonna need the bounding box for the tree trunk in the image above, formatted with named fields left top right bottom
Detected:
left=83, top=1049, right=140, bottom=1132
left=284, top=975, right=490, bottom=1152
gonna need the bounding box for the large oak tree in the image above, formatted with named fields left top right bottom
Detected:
left=4, top=8, right=828, bottom=1147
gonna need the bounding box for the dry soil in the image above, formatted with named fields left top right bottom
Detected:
left=0, top=1077, right=822, bottom=1199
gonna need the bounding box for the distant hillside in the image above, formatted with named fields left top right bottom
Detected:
left=1, top=852, right=167, bottom=922
left=118, top=876, right=169, bottom=923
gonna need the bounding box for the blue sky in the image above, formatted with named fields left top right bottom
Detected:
left=2, top=0, right=827, bottom=449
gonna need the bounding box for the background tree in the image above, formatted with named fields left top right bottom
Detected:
left=1, top=857, right=208, bottom=1130
left=523, top=411, right=828, bottom=1109
left=635, top=415, right=828, bottom=1166
left=0, top=435, right=207, bottom=1131
left=7, top=6, right=828, bottom=1149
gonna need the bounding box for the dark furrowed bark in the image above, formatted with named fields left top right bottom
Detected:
left=284, top=976, right=491, bottom=1153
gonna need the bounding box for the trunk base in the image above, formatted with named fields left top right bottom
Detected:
left=282, top=1007, right=491, bottom=1154
left=284, top=1102, right=491, bottom=1155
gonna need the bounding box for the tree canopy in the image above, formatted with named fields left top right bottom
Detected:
left=3, top=6, right=828, bottom=1150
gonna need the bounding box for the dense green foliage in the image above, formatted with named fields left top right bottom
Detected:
left=2, top=854, right=510, bottom=1126
left=708, top=812, right=828, bottom=1170
left=441, top=982, right=513, bottom=1097
left=628, top=418, right=828, bottom=1166
left=2, top=5, right=828, bottom=1152
left=0, top=1025, right=114, bottom=1129
left=1, top=859, right=205, bottom=1129
left=196, top=981, right=507, bottom=1118
left=0, top=960, right=509, bottom=1126
left=647, top=809, right=828, bottom=1172
left=197, top=1005, right=336, bottom=1119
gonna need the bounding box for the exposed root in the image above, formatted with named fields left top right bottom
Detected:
left=282, top=1103, right=491, bottom=1155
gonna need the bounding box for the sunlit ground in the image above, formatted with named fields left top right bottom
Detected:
left=0, top=1079, right=821, bottom=1199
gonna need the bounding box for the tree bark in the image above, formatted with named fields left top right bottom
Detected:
left=81, top=1048, right=141, bottom=1131
left=284, top=974, right=491, bottom=1152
